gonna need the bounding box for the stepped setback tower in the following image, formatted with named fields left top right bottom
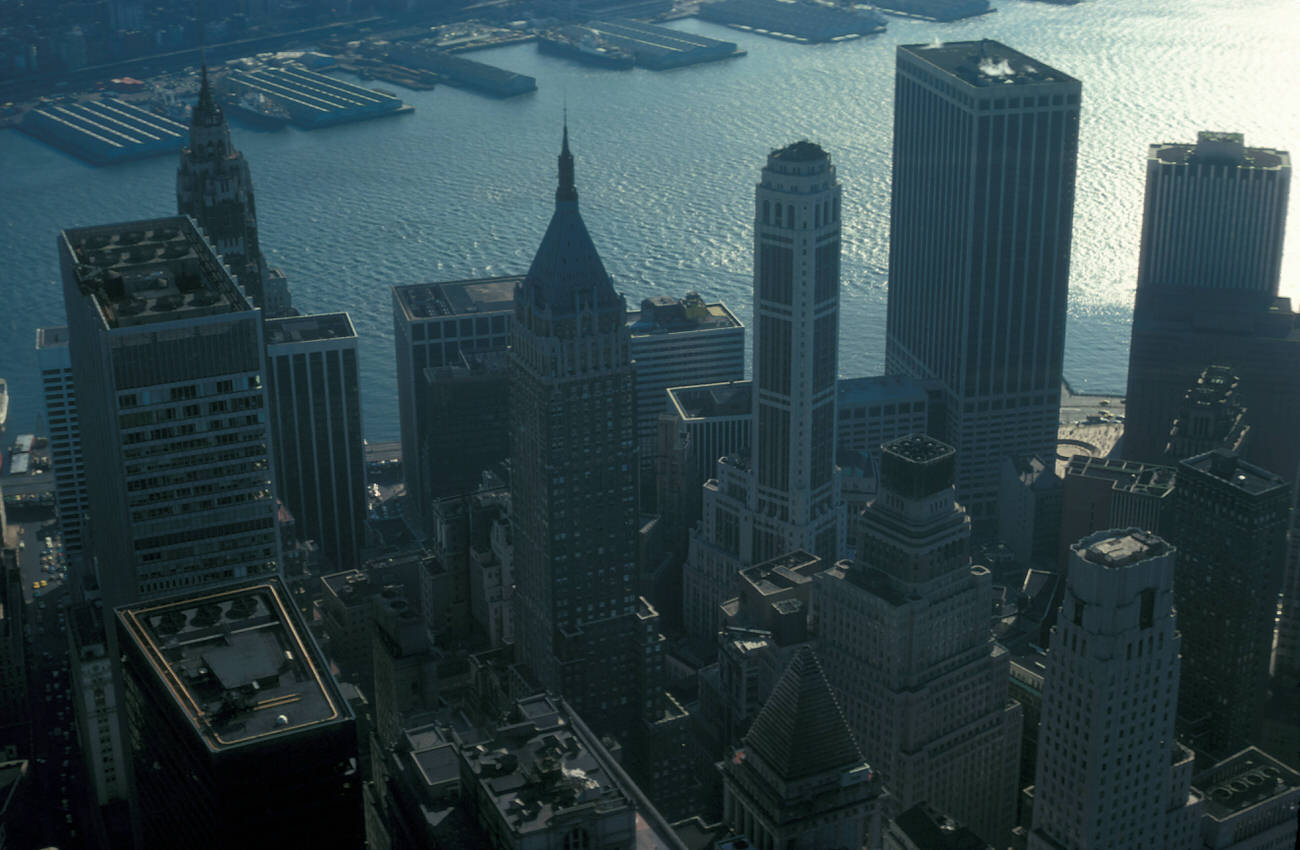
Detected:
left=816, top=435, right=1022, bottom=844
left=682, top=140, right=845, bottom=641
left=177, top=65, right=292, bottom=317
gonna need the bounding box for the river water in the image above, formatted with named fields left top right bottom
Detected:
left=1, top=0, right=1296, bottom=442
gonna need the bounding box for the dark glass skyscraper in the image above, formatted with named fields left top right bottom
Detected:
left=509, top=129, right=643, bottom=732
left=177, top=67, right=291, bottom=317
left=885, top=40, right=1080, bottom=524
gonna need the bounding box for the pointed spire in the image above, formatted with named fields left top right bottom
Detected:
left=556, top=117, right=577, bottom=204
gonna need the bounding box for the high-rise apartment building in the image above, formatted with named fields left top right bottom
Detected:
left=508, top=129, right=653, bottom=735
left=176, top=67, right=291, bottom=316
left=1135, top=132, right=1290, bottom=298
left=1125, top=134, right=1295, bottom=470
left=264, top=312, right=366, bottom=570
left=35, top=326, right=88, bottom=558
left=627, top=293, right=744, bottom=465
left=1028, top=529, right=1201, bottom=850
left=682, top=141, right=845, bottom=641
left=1163, top=365, right=1250, bottom=462
left=816, top=435, right=1022, bottom=844
left=116, top=578, right=362, bottom=850
left=885, top=40, right=1080, bottom=524
left=1170, top=450, right=1289, bottom=761
left=59, top=216, right=279, bottom=606
left=392, top=275, right=517, bottom=532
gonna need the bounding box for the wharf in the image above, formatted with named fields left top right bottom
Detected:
left=587, top=19, right=745, bottom=69
left=697, top=0, right=886, bottom=42
left=19, top=96, right=188, bottom=164
left=385, top=43, right=537, bottom=97
left=868, top=0, right=993, bottom=21
left=224, top=65, right=409, bottom=128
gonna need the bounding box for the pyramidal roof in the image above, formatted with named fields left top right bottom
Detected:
left=521, top=126, right=619, bottom=316
left=743, top=647, right=865, bottom=781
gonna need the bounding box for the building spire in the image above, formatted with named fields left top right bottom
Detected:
left=556, top=117, right=577, bottom=204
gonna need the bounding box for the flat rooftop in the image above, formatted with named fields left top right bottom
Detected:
left=741, top=550, right=820, bottom=596
left=1152, top=131, right=1288, bottom=170
left=35, top=325, right=70, bottom=348
left=900, top=39, right=1078, bottom=89
left=265, top=312, right=356, bottom=345
left=62, top=217, right=249, bottom=329
left=1080, top=531, right=1168, bottom=568
left=628, top=293, right=741, bottom=335
left=1193, top=747, right=1300, bottom=821
left=394, top=275, right=522, bottom=320
left=1181, top=450, right=1288, bottom=496
left=668, top=380, right=752, bottom=420
left=882, top=433, right=954, bottom=465
left=118, top=579, right=346, bottom=752
left=1064, top=455, right=1176, bottom=498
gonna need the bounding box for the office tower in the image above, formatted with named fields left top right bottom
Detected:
left=1170, top=450, right=1289, bottom=761
left=116, top=578, right=362, bottom=850
left=836, top=375, right=936, bottom=464
left=0, top=532, right=29, bottom=761
left=720, top=647, right=882, bottom=850
left=419, top=350, right=510, bottom=505
left=264, top=312, right=366, bottom=570
left=627, top=292, right=744, bottom=466
left=886, top=804, right=991, bottom=850
left=1190, top=748, right=1300, bottom=850
left=1277, top=480, right=1300, bottom=683
left=1125, top=135, right=1296, bottom=471
left=885, top=41, right=1081, bottom=525
left=176, top=66, right=292, bottom=316
left=1163, top=365, right=1249, bottom=462
left=1028, top=529, right=1201, bottom=850
left=997, top=455, right=1062, bottom=567
left=371, top=583, right=437, bottom=748
left=1136, top=132, right=1290, bottom=299
left=508, top=128, right=647, bottom=733
left=392, top=275, right=517, bottom=533
left=816, top=435, right=1022, bottom=844
left=67, top=603, right=127, bottom=805
left=1058, top=456, right=1176, bottom=568
left=59, top=216, right=279, bottom=606
left=683, top=140, right=845, bottom=641
left=35, top=326, right=88, bottom=558
left=664, top=379, right=753, bottom=485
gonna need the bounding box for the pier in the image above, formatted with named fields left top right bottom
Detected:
left=20, top=96, right=188, bottom=164
left=224, top=65, right=410, bottom=128
left=698, top=0, right=887, bottom=42
left=587, top=19, right=745, bottom=69
left=385, top=43, right=537, bottom=98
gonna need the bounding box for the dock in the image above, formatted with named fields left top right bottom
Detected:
left=697, top=0, right=886, bottom=42
left=587, top=19, right=744, bottom=69
left=385, top=43, right=537, bottom=98
left=869, top=0, right=992, bottom=22
left=20, top=96, right=188, bottom=164
left=224, top=65, right=410, bottom=129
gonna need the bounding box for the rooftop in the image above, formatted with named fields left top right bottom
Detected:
left=35, top=325, right=70, bottom=348
left=395, top=275, right=522, bottom=320
left=739, top=550, right=820, bottom=597
left=1152, top=132, right=1288, bottom=170
left=627, top=292, right=742, bottom=335
left=883, top=433, right=954, bottom=466
left=901, top=39, right=1078, bottom=89
left=1193, top=747, right=1300, bottom=821
left=62, top=217, right=249, bottom=329
left=1079, top=531, right=1168, bottom=569
left=265, top=312, right=357, bottom=345
left=1180, top=450, right=1288, bottom=496
left=771, top=139, right=826, bottom=162
left=891, top=802, right=991, bottom=850
left=668, top=380, right=752, bottom=420
left=1064, top=455, right=1177, bottom=498
left=117, top=579, right=347, bottom=752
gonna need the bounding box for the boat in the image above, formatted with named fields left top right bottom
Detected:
left=538, top=29, right=635, bottom=70
left=0, top=379, right=7, bottom=430
left=224, top=91, right=291, bottom=130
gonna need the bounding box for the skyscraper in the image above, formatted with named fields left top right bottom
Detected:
left=264, top=312, right=366, bottom=570
left=816, top=435, right=1021, bottom=845
left=59, top=216, right=279, bottom=607
left=885, top=40, right=1080, bottom=524
left=35, top=326, right=88, bottom=558
left=1169, top=450, right=1289, bottom=761
left=177, top=66, right=292, bottom=317
left=1028, top=529, right=1201, bottom=850
left=1124, top=134, right=1295, bottom=470
left=508, top=128, right=648, bottom=734
left=682, top=140, right=845, bottom=641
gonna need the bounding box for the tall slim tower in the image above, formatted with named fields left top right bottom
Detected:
left=35, top=326, right=89, bottom=558
left=177, top=66, right=291, bottom=317
left=59, top=216, right=280, bottom=607
left=885, top=41, right=1080, bottom=525
left=1028, top=529, right=1201, bottom=850
left=682, top=141, right=845, bottom=641
left=816, top=435, right=1022, bottom=845
left=509, top=128, right=646, bottom=734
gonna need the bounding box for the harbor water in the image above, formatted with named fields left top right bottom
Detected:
left=1, top=0, right=1296, bottom=443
